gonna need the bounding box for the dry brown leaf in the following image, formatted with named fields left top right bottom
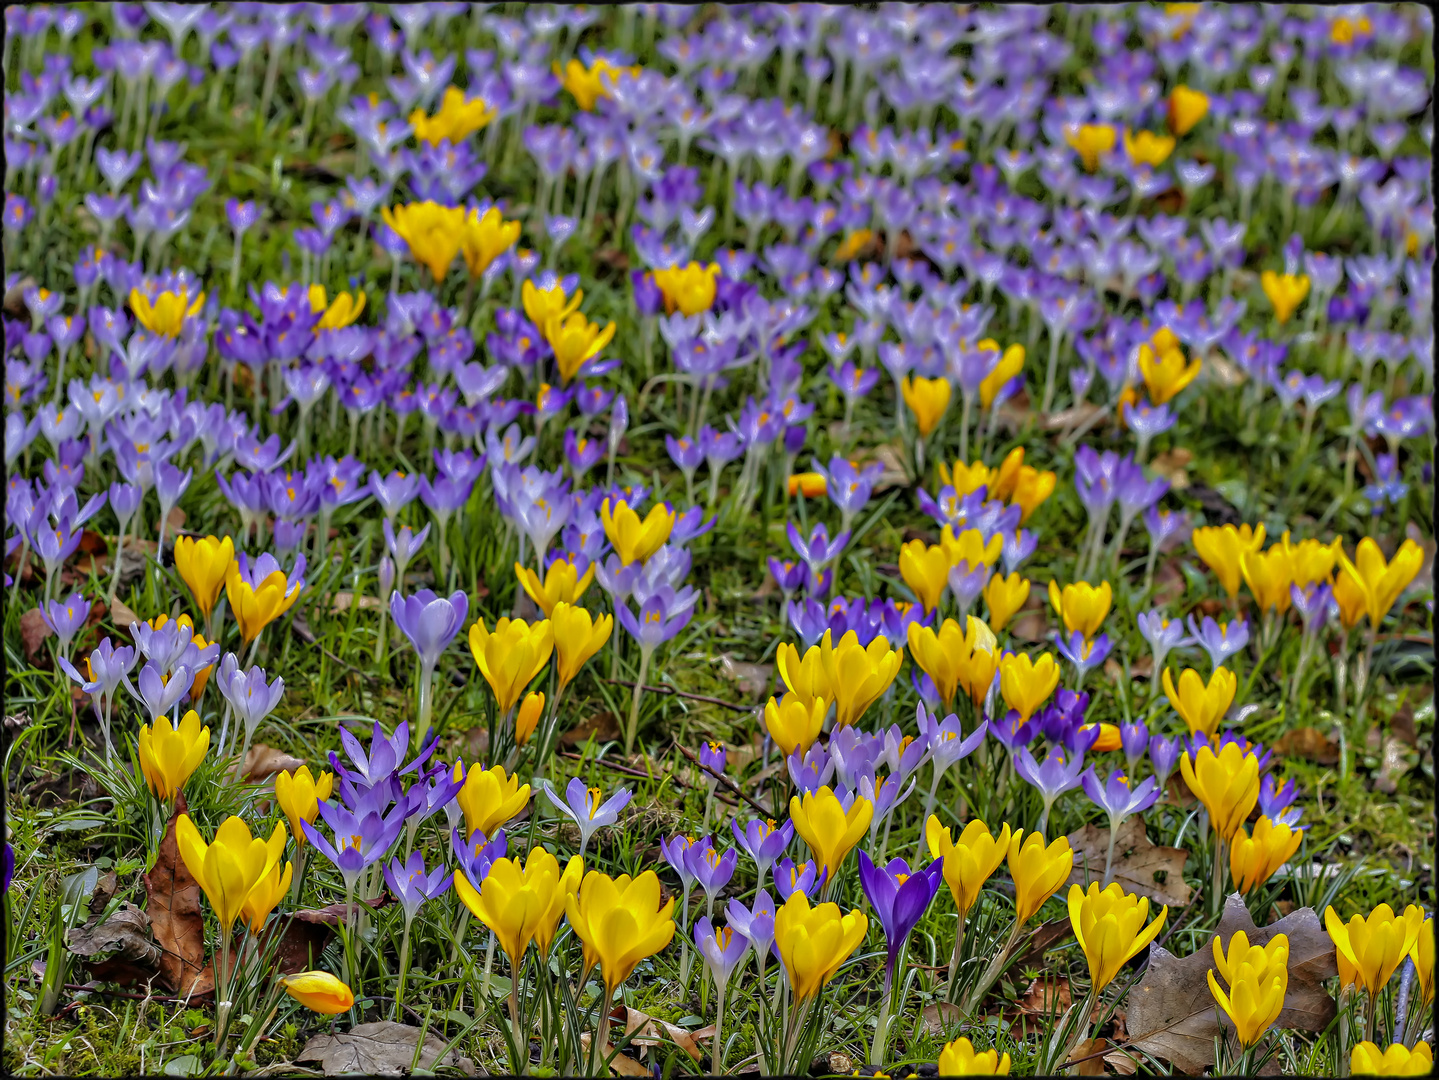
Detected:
left=561, top=710, right=621, bottom=747
left=235, top=744, right=305, bottom=783
left=717, top=654, right=772, bottom=702
left=20, top=608, right=51, bottom=664
left=1273, top=726, right=1340, bottom=765
left=577, top=1035, right=650, bottom=1076
left=297, top=1021, right=475, bottom=1076
left=110, top=597, right=142, bottom=629
left=1126, top=894, right=1337, bottom=1074
left=609, top=1005, right=703, bottom=1061
left=142, top=796, right=213, bottom=997
left=66, top=902, right=161, bottom=986
left=1067, top=817, right=1193, bottom=907
left=921, top=1001, right=965, bottom=1035
left=1150, top=447, right=1194, bottom=491
left=165, top=507, right=187, bottom=534
left=331, top=591, right=382, bottom=613
left=1070, top=1037, right=1110, bottom=1076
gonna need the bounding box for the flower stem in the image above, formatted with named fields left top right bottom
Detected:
left=624, top=647, right=653, bottom=756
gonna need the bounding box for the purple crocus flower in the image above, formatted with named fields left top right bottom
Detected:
left=368, top=469, right=422, bottom=519
left=817, top=456, right=883, bottom=528
left=726, top=888, right=777, bottom=976
left=856, top=851, right=944, bottom=986
left=787, top=520, right=850, bottom=575
left=1014, top=743, right=1087, bottom=832
left=40, top=591, right=90, bottom=662
left=788, top=743, right=836, bottom=794
left=383, top=850, right=453, bottom=921
left=773, top=857, right=826, bottom=901
left=1081, top=767, right=1161, bottom=884
left=768, top=557, right=808, bottom=601
left=389, top=588, right=467, bottom=671
left=661, top=833, right=709, bottom=896
left=730, top=817, right=794, bottom=890
left=215, top=660, right=284, bottom=760
left=688, top=842, right=738, bottom=915
left=451, top=826, right=507, bottom=885
left=1055, top=629, right=1113, bottom=687
left=1136, top=609, right=1190, bottom=674
left=787, top=597, right=829, bottom=650
left=1149, top=735, right=1181, bottom=790
left=125, top=660, right=193, bottom=724
left=694, top=915, right=750, bottom=988
left=1120, top=720, right=1149, bottom=777
left=615, top=587, right=694, bottom=651
left=1259, top=774, right=1302, bottom=828
left=538, top=775, right=631, bottom=857
left=988, top=709, right=1039, bottom=753
left=698, top=739, right=727, bottom=778
left=303, top=799, right=408, bottom=891
left=330, top=718, right=435, bottom=792
left=1185, top=613, right=1249, bottom=669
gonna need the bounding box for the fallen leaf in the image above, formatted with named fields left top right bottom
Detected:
left=331, top=591, right=382, bottom=613
left=1066, top=817, right=1192, bottom=907
left=20, top=608, right=52, bottom=664
left=608, top=1005, right=703, bottom=1061
left=1069, top=1037, right=1109, bottom=1076
left=1126, top=895, right=1337, bottom=1074
left=870, top=441, right=910, bottom=489
left=577, top=1035, right=650, bottom=1077
left=110, top=597, right=142, bottom=630
left=1273, top=727, right=1340, bottom=766
left=1016, top=976, right=1073, bottom=1016
left=274, top=899, right=390, bottom=975
left=165, top=507, right=187, bottom=535
left=1010, top=917, right=1073, bottom=970
left=560, top=711, right=621, bottom=748
left=89, top=869, right=119, bottom=916
left=66, top=902, right=161, bottom=986
left=235, top=744, right=305, bottom=784
left=297, top=1021, right=475, bottom=1076
left=143, top=796, right=213, bottom=997
left=921, top=1001, right=965, bottom=1035
left=1150, top=447, right=1194, bottom=491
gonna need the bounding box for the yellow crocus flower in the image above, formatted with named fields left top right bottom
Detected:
left=1180, top=741, right=1260, bottom=841
left=460, top=206, right=521, bottom=278
left=763, top=694, right=826, bottom=757
left=455, top=762, right=531, bottom=840
left=173, top=535, right=234, bottom=621
left=1007, top=830, right=1073, bottom=925
left=901, top=375, right=951, bottom=437
left=515, top=557, right=594, bottom=617
left=998, top=652, right=1060, bottom=722
left=467, top=617, right=554, bottom=716
left=280, top=971, right=355, bottom=1014
left=1123, top=129, right=1176, bottom=167
left=174, top=814, right=287, bottom=936
left=1335, top=537, right=1424, bottom=628
left=819, top=629, right=903, bottom=728
left=1207, top=931, right=1288, bottom=1047
left=926, top=817, right=1012, bottom=919
left=138, top=709, right=210, bottom=801
left=772, top=892, right=868, bottom=1001
left=275, top=765, right=333, bottom=847
left=1047, top=579, right=1112, bottom=640
left=1068, top=882, right=1168, bottom=991
left=550, top=601, right=613, bottom=692
left=899, top=538, right=951, bottom=614
left=1168, top=85, right=1209, bottom=136
left=651, top=262, right=720, bottom=316
left=1229, top=816, right=1304, bottom=895
left=129, top=287, right=204, bottom=338
left=543, top=310, right=617, bottom=384
left=1162, top=666, right=1237, bottom=738
left=1261, top=270, right=1310, bottom=325
left=1064, top=123, right=1116, bottom=171
left=1137, top=340, right=1202, bottom=404
left=600, top=498, right=674, bottom=565
left=380, top=201, right=465, bottom=282
left=409, top=86, right=496, bottom=145
left=564, top=869, right=675, bottom=992
left=1192, top=523, right=1267, bottom=599
left=789, top=786, right=873, bottom=880
left=307, top=285, right=366, bottom=331
left=984, top=570, right=1030, bottom=633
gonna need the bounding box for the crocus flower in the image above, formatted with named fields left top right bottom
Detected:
left=938, top=1038, right=1011, bottom=1076
left=1185, top=614, right=1250, bottom=670
left=731, top=818, right=794, bottom=891
left=281, top=971, right=355, bottom=1015
left=1163, top=666, right=1237, bottom=737
left=176, top=813, right=286, bottom=935
left=550, top=601, right=612, bottom=693
left=1007, top=831, right=1074, bottom=926
left=1081, top=768, right=1161, bottom=882
left=1325, top=904, right=1426, bottom=999
left=1136, top=609, right=1190, bottom=675
left=225, top=552, right=305, bottom=645
left=688, top=842, right=738, bottom=916
left=1349, top=1042, right=1432, bottom=1076
left=383, top=851, right=452, bottom=921
left=539, top=776, right=631, bottom=857
left=302, top=799, right=407, bottom=891
left=1208, top=932, right=1289, bottom=1048
left=1181, top=741, right=1260, bottom=842
left=773, top=857, right=826, bottom=901
left=40, top=590, right=90, bottom=662
left=726, top=889, right=777, bottom=975
left=772, top=892, right=868, bottom=1001
left=1015, top=744, right=1087, bottom=833
left=454, top=763, right=530, bottom=840
left=789, top=786, right=872, bottom=883
left=138, top=709, right=210, bottom=801
left=275, top=766, right=334, bottom=848
left=857, top=850, right=944, bottom=985
left=216, top=660, right=284, bottom=763
left=467, top=616, right=553, bottom=716
left=454, top=847, right=581, bottom=966
left=1067, top=882, right=1167, bottom=992
left=173, top=534, right=234, bottom=623
left=1229, top=817, right=1304, bottom=895
left=1055, top=629, right=1112, bottom=686
left=564, top=869, right=675, bottom=994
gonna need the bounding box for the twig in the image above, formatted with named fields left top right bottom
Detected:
left=604, top=678, right=754, bottom=712
left=672, top=742, right=772, bottom=816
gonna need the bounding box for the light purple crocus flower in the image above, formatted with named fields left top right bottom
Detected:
left=303, top=800, right=408, bottom=891
left=538, top=775, right=631, bottom=857
left=694, top=915, right=750, bottom=987
left=726, top=888, right=777, bottom=976
left=40, top=590, right=90, bottom=662
left=1055, top=629, right=1112, bottom=687
left=730, top=817, right=794, bottom=891
left=1259, top=774, right=1302, bottom=828
left=1136, top=609, right=1190, bottom=675
left=389, top=588, right=467, bottom=671
left=615, top=587, right=694, bottom=651
left=216, top=660, right=284, bottom=762
left=787, top=742, right=836, bottom=794
left=330, top=718, right=435, bottom=792
left=383, top=850, right=453, bottom=921
left=1120, top=720, right=1149, bottom=778
left=688, top=842, right=738, bottom=916
left=1080, top=767, right=1161, bottom=885
left=661, top=833, right=709, bottom=895
left=1149, top=734, right=1181, bottom=790
left=58, top=636, right=136, bottom=760
left=452, top=826, right=507, bottom=885
left=787, top=520, right=850, bottom=575
left=1186, top=613, right=1249, bottom=669
left=773, top=857, right=826, bottom=901
left=1014, top=743, right=1087, bottom=833
left=125, top=659, right=193, bottom=723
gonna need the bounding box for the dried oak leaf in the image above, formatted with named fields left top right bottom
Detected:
left=1066, top=817, right=1193, bottom=907
left=66, top=901, right=162, bottom=985
left=143, top=796, right=213, bottom=997
left=607, top=1004, right=703, bottom=1062
left=235, top=743, right=305, bottom=784
left=1125, top=894, right=1337, bottom=1074
left=297, top=1021, right=475, bottom=1076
